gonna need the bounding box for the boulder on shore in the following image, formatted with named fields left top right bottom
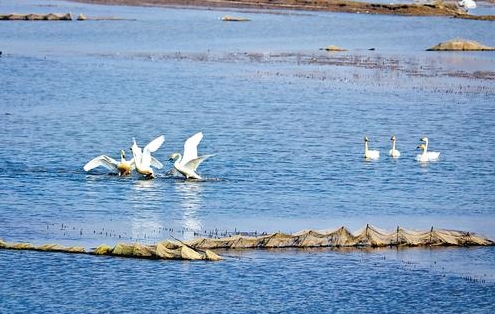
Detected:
left=427, top=38, right=495, bottom=51
left=156, top=240, right=206, bottom=260
left=323, top=45, right=347, bottom=52
left=93, top=245, right=112, bottom=255
left=221, top=15, right=250, bottom=22
left=0, top=13, right=72, bottom=21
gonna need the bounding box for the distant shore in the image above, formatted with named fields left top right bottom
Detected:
left=68, top=0, right=495, bottom=20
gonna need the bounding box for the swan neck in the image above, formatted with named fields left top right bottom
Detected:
left=420, top=145, right=427, bottom=156
left=131, top=148, right=141, bottom=167
left=174, top=153, right=183, bottom=166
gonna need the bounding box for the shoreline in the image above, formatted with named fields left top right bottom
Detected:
left=67, top=0, right=495, bottom=20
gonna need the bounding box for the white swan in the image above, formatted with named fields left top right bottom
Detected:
left=389, top=135, right=401, bottom=158
left=130, top=135, right=165, bottom=179
left=169, top=132, right=214, bottom=180
left=364, top=136, right=380, bottom=160
left=458, top=0, right=476, bottom=10
left=84, top=149, right=134, bottom=176
left=416, top=137, right=440, bottom=162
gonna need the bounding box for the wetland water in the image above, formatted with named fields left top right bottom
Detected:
left=1, top=0, right=495, bottom=312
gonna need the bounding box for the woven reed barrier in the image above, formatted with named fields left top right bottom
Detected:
left=188, top=225, right=494, bottom=249
left=1, top=225, right=493, bottom=261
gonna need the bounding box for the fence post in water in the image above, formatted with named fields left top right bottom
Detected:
left=396, top=226, right=400, bottom=246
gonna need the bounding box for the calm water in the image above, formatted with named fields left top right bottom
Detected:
left=1, top=247, right=495, bottom=313
left=1, top=0, right=495, bottom=312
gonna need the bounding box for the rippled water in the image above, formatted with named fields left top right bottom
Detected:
left=1, top=247, right=495, bottom=313
left=1, top=0, right=495, bottom=312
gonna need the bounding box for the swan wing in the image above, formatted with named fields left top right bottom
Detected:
left=184, top=154, right=214, bottom=172
left=83, top=155, right=119, bottom=172
left=139, top=136, right=165, bottom=169
left=365, top=150, right=380, bottom=160
left=182, top=132, right=203, bottom=165
left=127, top=158, right=136, bottom=170
left=150, top=156, right=164, bottom=169
left=131, top=139, right=142, bottom=163
left=389, top=149, right=400, bottom=158
left=143, top=135, right=165, bottom=153
left=427, top=152, right=440, bottom=160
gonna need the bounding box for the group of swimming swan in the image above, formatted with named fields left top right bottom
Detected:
left=364, top=136, right=440, bottom=162
left=83, top=132, right=214, bottom=180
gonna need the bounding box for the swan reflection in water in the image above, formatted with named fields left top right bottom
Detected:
left=129, top=179, right=165, bottom=242
left=174, top=180, right=204, bottom=240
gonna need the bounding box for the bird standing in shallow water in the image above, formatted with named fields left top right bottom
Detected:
left=416, top=137, right=440, bottom=162
left=131, top=135, right=165, bottom=179
left=364, top=136, right=380, bottom=160
left=83, top=149, right=134, bottom=176
left=389, top=135, right=401, bottom=158
left=169, top=132, right=214, bottom=180
left=458, top=0, right=477, bottom=10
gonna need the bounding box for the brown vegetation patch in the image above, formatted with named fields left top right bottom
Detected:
left=69, top=0, right=495, bottom=20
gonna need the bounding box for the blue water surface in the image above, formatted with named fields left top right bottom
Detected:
left=1, top=0, right=495, bottom=312
left=1, top=247, right=495, bottom=313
